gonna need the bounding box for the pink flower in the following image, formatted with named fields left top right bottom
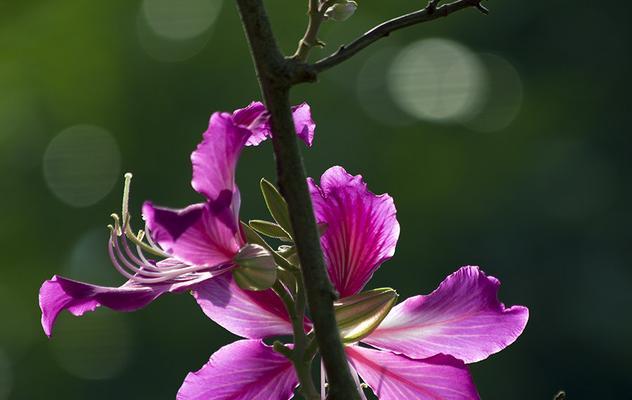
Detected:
left=179, top=166, right=529, bottom=399
left=38, top=102, right=315, bottom=337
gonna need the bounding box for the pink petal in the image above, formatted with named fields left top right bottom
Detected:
left=39, top=276, right=163, bottom=337
left=191, top=112, right=252, bottom=205
left=290, top=103, right=316, bottom=147
left=233, top=102, right=269, bottom=146
left=40, top=270, right=229, bottom=337
left=364, top=266, right=529, bottom=363
left=177, top=339, right=298, bottom=400
left=143, top=202, right=241, bottom=267
left=233, top=101, right=316, bottom=147
left=309, top=166, right=400, bottom=297
left=192, top=274, right=295, bottom=339
left=347, top=346, right=479, bottom=400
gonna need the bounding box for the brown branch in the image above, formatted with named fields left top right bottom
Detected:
left=234, top=0, right=361, bottom=399
left=312, top=0, right=487, bottom=74
left=293, top=0, right=337, bottom=61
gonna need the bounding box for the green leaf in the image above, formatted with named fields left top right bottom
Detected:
left=260, top=178, right=293, bottom=238
left=249, top=219, right=292, bottom=241
left=240, top=222, right=297, bottom=272
left=233, top=244, right=277, bottom=291
left=334, top=288, right=398, bottom=343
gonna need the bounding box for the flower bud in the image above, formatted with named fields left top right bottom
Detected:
left=233, top=244, right=277, bottom=291
left=324, top=1, right=358, bottom=22
left=334, top=287, right=398, bottom=343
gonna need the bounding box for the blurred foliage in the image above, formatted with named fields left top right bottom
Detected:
left=1, top=0, right=631, bottom=399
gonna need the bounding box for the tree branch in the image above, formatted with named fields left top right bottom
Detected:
left=234, top=0, right=361, bottom=398
left=312, top=0, right=487, bottom=74
left=293, top=0, right=336, bottom=61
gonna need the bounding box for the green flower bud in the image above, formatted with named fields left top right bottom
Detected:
left=334, top=287, right=398, bottom=343
left=233, top=243, right=277, bottom=291
left=325, top=1, right=358, bottom=22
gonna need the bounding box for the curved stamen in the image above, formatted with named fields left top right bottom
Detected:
left=120, top=229, right=163, bottom=272
left=143, top=223, right=162, bottom=252
left=107, top=172, right=236, bottom=285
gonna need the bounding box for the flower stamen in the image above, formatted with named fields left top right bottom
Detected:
left=106, top=173, right=234, bottom=285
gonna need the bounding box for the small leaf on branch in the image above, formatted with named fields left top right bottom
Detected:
left=241, top=222, right=298, bottom=272
left=260, top=178, right=294, bottom=238
left=250, top=219, right=292, bottom=241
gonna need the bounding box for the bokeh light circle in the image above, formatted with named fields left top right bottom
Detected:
left=43, top=125, right=120, bottom=207
left=356, top=47, right=415, bottom=127
left=0, top=349, right=12, bottom=400
left=51, top=310, right=133, bottom=380
left=465, top=53, right=523, bottom=132
left=388, top=38, right=486, bottom=122
left=142, top=0, right=221, bottom=40
left=66, top=228, right=119, bottom=286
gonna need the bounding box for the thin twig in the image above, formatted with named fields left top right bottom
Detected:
left=293, top=0, right=336, bottom=61
left=312, top=0, right=487, bottom=74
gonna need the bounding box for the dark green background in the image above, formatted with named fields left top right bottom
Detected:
left=1, top=0, right=630, bottom=399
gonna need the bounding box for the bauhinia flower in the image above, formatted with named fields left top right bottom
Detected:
left=38, top=101, right=315, bottom=337
left=177, top=166, right=529, bottom=399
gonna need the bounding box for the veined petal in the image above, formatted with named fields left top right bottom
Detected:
left=191, top=112, right=251, bottom=208
left=39, top=270, right=230, bottom=338
left=192, top=274, right=295, bottom=339
left=143, top=202, right=240, bottom=267
left=233, top=101, right=316, bottom=147
left=346, top=346, right=479, bottom=400
left=309, top=166, right=400, bottom=297
left=364, top=266, right=529, bottom=363
left=39, top=276, right=154, bottom=337
left=177, top=339, right=298, bottom=400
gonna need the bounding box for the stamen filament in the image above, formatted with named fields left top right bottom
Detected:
left=106, top=172, right=235, bottom=285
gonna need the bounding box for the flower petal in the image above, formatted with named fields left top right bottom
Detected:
left=309, top=166, right=400, bottom=297
left=289, top=103, right=316, bottom=147
left=177, top=339, right=298, bottom=400
left=192, top=274, right=295, bottom=339
left=233, top=101, right=315, bottom=147
left=39, top=270, right=228, bottom=337
left=191, top=112, right=252, bottom=207
left=346, top=346, right=479, bottom=400
left=39, top=275, right=162, bottom=337
left=143, top=202, right=241, bottom=267
left=364, top=266, right=529, bottom=363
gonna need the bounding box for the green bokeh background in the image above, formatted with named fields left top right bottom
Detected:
left=1, top=0, right=630, bottom=399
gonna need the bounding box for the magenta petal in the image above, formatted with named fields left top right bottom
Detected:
left=309, top=166, right=400, bottom=297
left=290, top=103, right=315, bottom=147
left=233, top=101, right=316, bottom=147
left=39, top=269, right=230, bottom=337
left=39, top=276, right=163, bottom=337
left=364, top=266, right=529, bottom=363
left=143, top=202, right=240, bottom=267
left=191, top=112, right=252, bottom=206
left=192, top=274, right=294, bottom=339
left=177, top=339, right=298, bottom=400
left=347, top=346, right=479, bottom=400
left=233, top=102, right=269, bottom=146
